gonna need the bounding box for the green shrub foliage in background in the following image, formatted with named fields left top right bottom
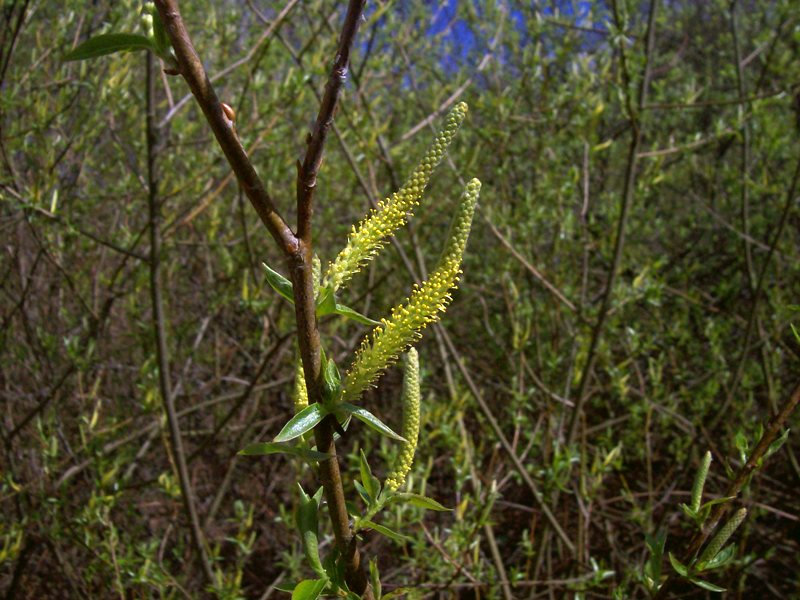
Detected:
left=2, top=0, right=799, bottom=597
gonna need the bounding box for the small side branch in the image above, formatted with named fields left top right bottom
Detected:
left=153, top=0, right=297, bottom=256
left=296, top=0, right=366, bottom=242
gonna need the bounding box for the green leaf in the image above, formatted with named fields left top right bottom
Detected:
left=336, top=403, right=406, bottom=442
left=390, top=492, right=450, bottom=511
left=316, top=287, right=336, bottom=314
left=291, top=578, right=327, bottom=600
left=764, top=428, right=790, bottom=460
left=668, top=552, right=689, bottom=577
left=354, top=480, right=372, bottom=506
left=645, top=530, right=666, bottom=556
left=316, top=286, right=381, bottom=326
left=698, top=543, right=736, bottom=571
left=734, top=431, right=749, bottom=463
left=274, top=403, right=328, bottom=443
left=238, top=442, right=330, bottom=462
left=698, top=496, right=735, bottom=517
left=360, top=519, right=412, bottom=544
left=263, top=262, right=295, bottom=304
left=331, top=302, right=381, bottom=326
left=297, top=484, right=325, bottom=577
left=688, top=577, right=725, bottom=593
left=679, top=503, right=697, bottom=522
left=369, top=558, right=382, bottom=600
left=359, top=449, right=381, bottom=502
left=644, top=530, right=666, bottom=589
left=321, top=357, right=341, bottom=404
left=64, top=33, right=155, bottom=61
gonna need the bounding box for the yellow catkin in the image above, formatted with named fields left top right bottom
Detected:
left=292, top=358, right=308, bottom=413
left=342, top=178, right=481, bottom=404
left=385, top=348, right=420, bottom=491
left=324, top=103, right=469, bottom=292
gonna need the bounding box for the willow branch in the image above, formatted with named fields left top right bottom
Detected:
left=154, top=0, right=370, bottom=595
left=291, top=1, right=370, bottom=596
left=654, top=382, right=800, bottom=599
left=153, top=0, right=297, bottom=256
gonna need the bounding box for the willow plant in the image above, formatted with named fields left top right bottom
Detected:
left=64, top=3, right=480, bottom=598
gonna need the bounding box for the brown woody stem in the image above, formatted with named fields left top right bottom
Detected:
left=153, top=0, right=371, bottom=596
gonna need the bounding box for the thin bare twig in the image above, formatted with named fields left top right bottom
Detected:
left=566, top=0, right=659, bottom=444
left=144, top=52, right=215, bottom=587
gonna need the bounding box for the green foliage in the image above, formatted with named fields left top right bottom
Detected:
left=3, top=0, right=799, bottom=597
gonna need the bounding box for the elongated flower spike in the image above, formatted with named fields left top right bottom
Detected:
left=292, top=358, right=308, bottom=413
left=691, top=451, right=711, bottom=513
left=342, top=178, right=481, bottom=404
left=698, top=508, right=747, bottom=565
left=324, top=102, right=469, bottom=292
left=385, top=348, right=421, bottom=491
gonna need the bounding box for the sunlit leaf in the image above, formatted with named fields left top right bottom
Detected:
left=361, top=519, right=412, bottom=544
left=291, top=578, right=327, bottom=600
left=64, top=33, right=155, bottom=61
left=336, top=403, right=406, bottom=442
left=263, top=262, right=295, bottom=304
left=274, top=403, right=328, bottom=443
left=390, top=492, right=450, bottom=511
left=238, top=442, right=329, bottom=462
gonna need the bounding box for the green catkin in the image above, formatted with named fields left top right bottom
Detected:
left=385, top=348, right=420, bottom=491
left=698, top=508, right=747, bottom=564
left=342, top=178, right=481, bottom=404
left=324, top=102, right=469, bottom=292
left=691, top=451, right=711, bottom=513
left=141, top=6, right=154, bottom=38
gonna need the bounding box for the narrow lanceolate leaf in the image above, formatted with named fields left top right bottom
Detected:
left=316, top=286, right=380, bottom=326
left=336, top=403, right=406, bottom=442
left=688, top=578, right=726, bottom=593
left=238, top=442, right=329, bottom=462
left=64, top=33, right=156, bottom=61
left=274, top=403, right=328, bottom=443
left=359, top=449, right=381, bottom=502
left=263, top=262, right=295, bottom=304
left=324, top=102, right=469, bottom=292
left=360, top=520, right=413, bottom=544
left=332, top=302, right=381, bottom=326
left=390, top=492, right=450, bottom=511
left=296, top=484, right=325, bottom=577
left=667, top=552, right=689, bottom=578
left=342, top=179, right=481, bottom=405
